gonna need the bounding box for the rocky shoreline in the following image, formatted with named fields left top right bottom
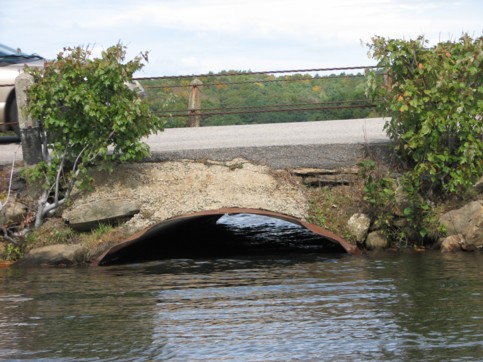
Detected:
left=1, top=159, right=482, bottom=267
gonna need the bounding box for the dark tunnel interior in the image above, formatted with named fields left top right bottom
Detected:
left=98, top=213, right=348, bottom=266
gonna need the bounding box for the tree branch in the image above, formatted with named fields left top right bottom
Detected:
left=0, top=145, right=20, bottom=211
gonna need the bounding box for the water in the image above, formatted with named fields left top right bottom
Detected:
left=0, top=215, right=482, bottom=361
left=1, top=252, right=482, bottom=361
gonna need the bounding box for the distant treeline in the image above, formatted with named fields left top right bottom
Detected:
left=141, top=71, right=379, bottom=128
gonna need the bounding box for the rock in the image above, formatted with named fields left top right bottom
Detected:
left=302, top=174, right=356, bottom=186
left=365, top=231, right=388, bottom=250
left=14, top=244, right=84, bottom=267
left=292, top=166, right=360, bottom=176
left=440, top=200, right=482, bottom=250
left=292, top=166, right=359, bottom=186
left=440, top=234, right=464, bottom=253
left=347, top=213, right=371, bottom=242
left=439, top=200, right=483, bottom=235
left=461, top=212, right=482, bottom=251
left=0, top=200, right=28, bottom=225
left=63, top=199, right=142, bottom=231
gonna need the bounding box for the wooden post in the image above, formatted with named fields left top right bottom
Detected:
left=384, top=67, right=393, bottom=92
left=15, top=73, right=42, bottom=165
left=188, top=78, right=203, bottom=127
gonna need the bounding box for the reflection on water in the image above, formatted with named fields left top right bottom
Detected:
left=1, top=252, right=482, bottom=361
left=216, top=213, right=344, bottom=252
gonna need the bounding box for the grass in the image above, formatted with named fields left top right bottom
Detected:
left=305, top=183, right=365, bottom=243
left=19, top=218, right=131, bottom=264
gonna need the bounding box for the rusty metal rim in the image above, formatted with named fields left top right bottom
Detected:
left=92, top=207, right=360, bottom=266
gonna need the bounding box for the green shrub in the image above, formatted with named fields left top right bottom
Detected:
left=22, top=43, right=164, bottom=227
left=4, top=243, right=22, bottom=261
left=358, top=160, right=443, bottom=247
left=366, top=34, right=482, bottom=197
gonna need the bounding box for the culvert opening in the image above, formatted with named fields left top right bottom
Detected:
left=95, top=209, right=359, bottom=266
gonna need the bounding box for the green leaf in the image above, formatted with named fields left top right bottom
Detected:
left=403, top=207, right=413, bottom=216
left=399, top=104, right=409, bottom=112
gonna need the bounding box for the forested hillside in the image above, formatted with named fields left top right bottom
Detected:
left=140, top=71, right=379, bottom=128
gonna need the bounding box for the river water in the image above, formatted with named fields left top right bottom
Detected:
left=1, top=217, right=482, bottom=361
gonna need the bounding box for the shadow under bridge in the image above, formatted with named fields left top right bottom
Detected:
left=93, top=208, right=360, bottom=266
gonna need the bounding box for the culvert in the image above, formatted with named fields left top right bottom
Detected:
left=93, top=208, right=360, bottom=266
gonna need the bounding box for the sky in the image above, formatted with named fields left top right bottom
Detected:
left=1, top=0, right=482, bottom=77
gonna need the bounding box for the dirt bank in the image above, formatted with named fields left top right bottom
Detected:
left=65, top=158, right=309, bottom=232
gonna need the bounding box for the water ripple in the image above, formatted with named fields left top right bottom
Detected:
left=0, top=252, right=482, bottom=361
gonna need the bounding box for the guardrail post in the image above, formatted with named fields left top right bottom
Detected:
left=188, top=78, right=203, bottom=127
left=15, top=73, right=42, bottom=165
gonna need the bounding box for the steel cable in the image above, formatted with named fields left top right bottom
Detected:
left=135, top=65, right=379, bottom=81
left=156, top=103, right=375, bottom=118
left=144, top=73, right=371, bottom=89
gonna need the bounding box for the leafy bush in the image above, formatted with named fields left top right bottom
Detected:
left=358, top=160, right=396, bottom=230
left=357, top=159, right=443, bottom=247
left=366, top=34, right=482, bottom=197
left=361, top=34, right=481, bottom=247
left=4, top=243, right=22, bottom=261
left=23, top=43, right=164, bottom=227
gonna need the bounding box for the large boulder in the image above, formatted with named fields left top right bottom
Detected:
left=440, top=234, right=464, bottom=253
left=62, top=199, right=142, bottom=231
left=440, top=200, right=482, bottom=251
left=464, top=211, right=483, bottom=250
left=347, top=213, right=371, bottom=242
left=0, top=200, right=28, bottom=226
left=440, top=200, right=482, bottom=235
left=14, top=244, right=84, bottom=267
left=365, top=231, right=388, bottom=250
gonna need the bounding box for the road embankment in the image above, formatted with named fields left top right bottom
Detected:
left=0, top=118, right=391, bottom=169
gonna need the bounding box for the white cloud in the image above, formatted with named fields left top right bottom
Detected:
left=1, top=0, right=481, bottom=76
